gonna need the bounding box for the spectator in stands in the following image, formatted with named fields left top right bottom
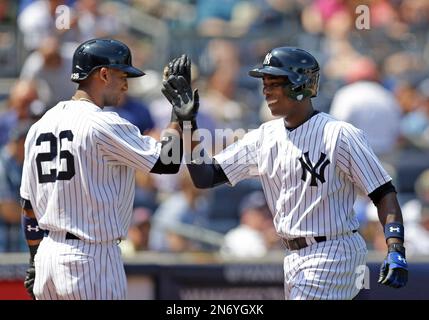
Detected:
left=148, top=169, right=212, bottom=252
left=20, top=35, right=76, bottom=109
left=363, top=168, right=429, bottom=256
left=74, top=0, right=122, bottom=40
left=399, top=77, right=429, bottom=149
left=0, top=121, right=33, bottom=252
left=0, top=80, right=45, bottom=147
left=399, top=169, right=429, bottom=255
left=395, top=72, right=425, bottom=113
left=330, top=56, right=402, bottom=157
left=105, top=93, right=155, bottom=135
left=220, top=191, right=278, bottom=259
left=195, top=0, right=241, bottom=36
left=119, top=207, right=152, bottom=256
left=134, top=169, right=159, bottom=214
left=301, top=0, right=350, bottom=35
left=18, top=0, right=79, bottom=51
left=0, top=0, right=17, bottom=24
left=199, top=39, right=257, bottom=133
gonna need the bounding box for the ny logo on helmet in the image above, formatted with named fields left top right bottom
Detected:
left=298, top=152, right=330, bottom=187
left=263, top=53, right=273, bottom=65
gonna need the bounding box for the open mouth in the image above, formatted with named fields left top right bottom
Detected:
left=266, top=98, right=278, bottom=106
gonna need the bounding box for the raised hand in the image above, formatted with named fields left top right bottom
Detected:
left=163, top=54, right=191, bottom=85
left=162, top=75, right=199, bottom=123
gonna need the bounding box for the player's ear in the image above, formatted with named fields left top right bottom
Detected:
left=98, top=67, right=109, bottom=84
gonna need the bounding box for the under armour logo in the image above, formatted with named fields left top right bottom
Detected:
left=389, top=226, right=400, bottom=233
left=71, top=73, right=79, bottom=80
left=27, top=225, right=40, bottom=232
left=263, top=53, right=272, bottom=65
left=298, top=152, right=330, bottom=187
left=397, top=256, right=407, bottom=264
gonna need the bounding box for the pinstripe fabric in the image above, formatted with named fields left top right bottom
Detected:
left=214, top=112, right=389, bottom=300
left=20, top=101, right=161, bottom=242
left=20, top=100, right=160, bottom=300
left=283, top=232, right=367, bottom=300
left=33, top=232, right=126, bottom=300
left=214, top=112, right=391, bottom=238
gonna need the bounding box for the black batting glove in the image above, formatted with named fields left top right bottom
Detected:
left=163, top=54, right=191, bottom=86
left=24, top=260, right=36, bottom=300
left=378, top=243, right=408, bottom=288
left=162, top=75, right=199, bottom=123
left=24, top=244, right=38, bottom=300
left=162, top=54, right=192, bottom=124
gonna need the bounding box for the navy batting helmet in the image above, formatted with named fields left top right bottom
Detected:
left=249, top=47, right=320, bottom=101
left=71, top=38, right=144, bottom=83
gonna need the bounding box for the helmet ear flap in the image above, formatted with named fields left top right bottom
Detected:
left=285, top=71, right=319, bottom=101
left=282, top=83, right=305, bottom=101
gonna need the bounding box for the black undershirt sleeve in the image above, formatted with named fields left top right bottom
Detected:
left=150, top=133, right=182, bottom=174
left=368, top=181, right=396, bottom=206
left=20, top=198, right=33, bottom=210
left=186, top=159, right=229, bottom=188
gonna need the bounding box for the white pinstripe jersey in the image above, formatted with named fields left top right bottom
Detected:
left=214, top=112, right=391, bottom=239
left=20, top=100, right=161, bottom=243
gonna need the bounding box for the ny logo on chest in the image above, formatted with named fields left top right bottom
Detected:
left=298, top=152, right=330, bottom=187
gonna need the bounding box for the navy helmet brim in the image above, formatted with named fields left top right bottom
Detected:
left=249, top=66, right=307, bottom=86
left=111, top=64, right=145, bottom=77
left=249, top=66, right=295, bottom=78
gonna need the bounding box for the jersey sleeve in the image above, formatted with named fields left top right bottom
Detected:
left=213, top=128, right=259, bottom=186
left=93, top=112, right=161, bottom=172
left=337, top=124, right=391, bottom=194
left=20, top=127, right=35, bottom=201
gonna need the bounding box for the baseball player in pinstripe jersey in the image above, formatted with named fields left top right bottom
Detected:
left=162, top=47, right=408, bottom=299
left=20, top=39, right=188, bottom=300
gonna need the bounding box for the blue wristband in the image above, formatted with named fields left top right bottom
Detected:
left=22, top=215, right=45, bottom=241
left=384, top=222, right=404, bottom=241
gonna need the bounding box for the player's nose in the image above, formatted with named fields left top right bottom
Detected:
left=263, top=85, right=275, bottom=95
left=263, top=88, right=272, bottom=98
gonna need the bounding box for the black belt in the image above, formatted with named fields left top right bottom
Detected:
left=44, top=230, right=80, bottom=240
left=65, top=232, right=80, bottom=240
left=282, top=230, right=357, bottom=251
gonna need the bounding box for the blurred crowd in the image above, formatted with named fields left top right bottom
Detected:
left=1, top=0, right=429, bottom=258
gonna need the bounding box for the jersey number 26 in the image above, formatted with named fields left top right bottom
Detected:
left=35, top=130, right=75, bottom=183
